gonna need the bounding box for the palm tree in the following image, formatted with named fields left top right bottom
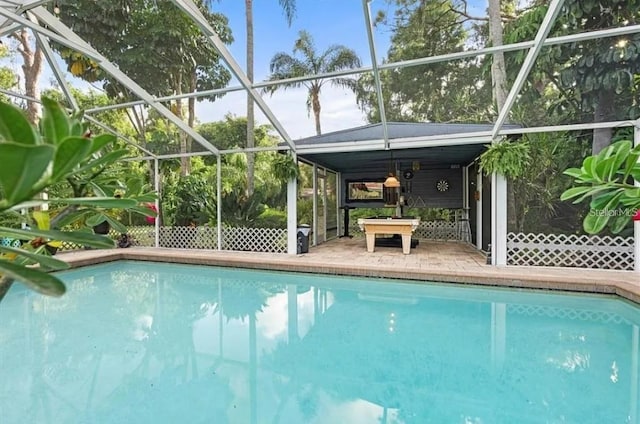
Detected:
left=264, top=30, right=362, bottom=135
left=245, top=0, right=296, bottom=196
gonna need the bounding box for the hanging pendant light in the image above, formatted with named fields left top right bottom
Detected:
left=384, top=173, right=400, bottom=188
left=383, top=148, right=400, bottom=187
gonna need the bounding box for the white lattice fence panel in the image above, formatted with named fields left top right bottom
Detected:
left=222, top=227, right=287, bottom=253
left=414, top=221, right=459, bottom=240
left=507, top=232, right=634, bottom=270
left=159, top=226, right=218, bottom=249
left=125, top=226, right=156, bottom=247
left=349, top=220, right=463, bottom=241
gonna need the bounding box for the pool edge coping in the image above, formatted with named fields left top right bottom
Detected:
left=50, top=247, right=640, bottom=304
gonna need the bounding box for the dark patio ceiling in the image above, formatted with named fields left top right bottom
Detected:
left=294, top=122, right=519, bottom=172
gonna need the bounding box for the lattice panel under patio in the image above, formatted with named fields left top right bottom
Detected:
left=507, top=232, right=634, bottom=270
left=349, top=220, right=466, bottom=241
left=221, top=227, right=287, bottom=253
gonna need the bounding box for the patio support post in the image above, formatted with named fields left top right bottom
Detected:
left=492, top=172, right=507, bottom=266
left=154, top=159, right=160, bottom=248
left=312, top=163, right=318, bottom=247
left=287, top=153, right=298, bottom=255
left=476, top=168, right=483, bottom=250
left=635, top=125, right=640, bottom=273
left=462, top=166, right=468, bottom=209
left=217, top=154, right=222, bottom=251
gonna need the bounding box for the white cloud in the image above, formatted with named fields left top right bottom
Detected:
left=196, top=84, right=367, bottom=140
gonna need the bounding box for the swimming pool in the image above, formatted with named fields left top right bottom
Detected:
left=1, top=260, right=638, bottom=423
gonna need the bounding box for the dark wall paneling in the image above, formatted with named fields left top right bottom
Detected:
left=405, top=168, right=463, bottom=209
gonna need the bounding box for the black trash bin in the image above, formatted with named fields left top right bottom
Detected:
left=297, top=224, right=311, bottom=254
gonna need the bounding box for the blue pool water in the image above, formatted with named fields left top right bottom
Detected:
left=1, top=261, right=640, bottom=423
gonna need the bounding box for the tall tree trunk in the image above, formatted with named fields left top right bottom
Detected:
left=592, top=90, right=614, bottom=154
left=488, top=0, right=507, bottom=115
left=312, top=89, right=321, bottom=135
left=174, top=73, right=190, bottom=176
left=245, top=0, right=255, bottom=196
left=15, top=25, right=43, bottom=124
left=188, top=71, right=196, bottom=158
left=488, top=0, right=518, bottom=232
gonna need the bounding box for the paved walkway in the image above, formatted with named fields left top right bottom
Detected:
left=57, top=237, right=640, bottom=303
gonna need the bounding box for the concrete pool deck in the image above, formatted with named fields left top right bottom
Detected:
left=55, top=237, right=640, bottom=304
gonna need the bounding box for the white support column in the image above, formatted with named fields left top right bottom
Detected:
left=635, top=126, right=640, bottom=273
left=287, top=154, right=298, bottom=255
left=217, top=155, right=222, bottom=251
left=476, top=168, right=483, bottom=250
left=154, top=159, right=160, bottom=248
left=336, top=171, right=343, bottom=237
left=462, top=166, right=468, bottom=209
left=312, top=163, right=318, bottom=247
left=492, top=172, right=508, bottom=266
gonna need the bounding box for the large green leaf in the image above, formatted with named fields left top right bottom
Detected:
left=0, top=227, right=115, bottom=248
left=560, top=186, right=594, bottom=202
left=0, top=245, right=70, bottom=271
left=0, top=102, right=39, bottom=145
left=75, top=149, right=129, bottom=174
left=32, top=210, right=51, bottom=230
left=610, top=214, right=630, bottom=234
left=0, top=143, right=55, bottom=204
left=49, top=197, right=137, bottom=209
left=622, top=149, right=640, bottom=180
left=584, top=210, right=610, bottom=234
left=40, top=97, right=71, bottom=145
left=610, top=140, right=631, bottom=180
left=103, top=214, right=127, bottom=233
left=0, top=259, right=66, bottom=296
left=563, top=168, right=583, bottom=179
left=51, top=136, right=93, bottom=181
left=87, top=134, right=117, bottom=155
left=49, top=209, right=92, bottom=229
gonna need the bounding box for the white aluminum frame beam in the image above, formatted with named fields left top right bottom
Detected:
left=491, top=0, right=565, bottom=138
left=81, top=24, right=640, bottom=116
left=169, top=0, right=296, bottom=152
left=0, top=86, right=157, bottom=158
left=6, top=6, right=222, bottom=157
left=362, top=0, right=389, bottom=149
left=34, top=31, right=79, bottom=111
left=52, top=22, right=640, bottom=141
left=635, top=125, right=640, bottom=273
left=85, top=85, right=245, bottom=114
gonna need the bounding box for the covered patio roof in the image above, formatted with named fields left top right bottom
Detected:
left=294, top=122, right=520, bottom=173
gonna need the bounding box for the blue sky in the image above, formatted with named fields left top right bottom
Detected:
left=196, top=0, right=396, bottom=138
left=214, top=0, right=392, bottom=80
